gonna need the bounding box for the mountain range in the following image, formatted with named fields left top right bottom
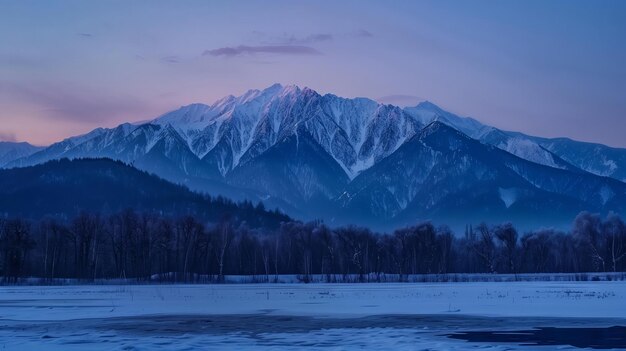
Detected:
left=3, top=84, right=626, bottom=231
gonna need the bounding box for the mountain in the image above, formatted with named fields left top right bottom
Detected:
left=0, top=158, right=290, bottom=228
left=5, top=84, right=426, bottom=211
left=0, top=141, right=43, bottom=167
left=6, top=127, right=107, bottom=168
left=10, top=84, right=422, bottom=179
left=528, top=136, right=626, bottom=182
left=227, top=128, right=350, bottom=219
left=5, top=84, right=626, bottom=231
left=339, top=122, right=626, bottom=230
left=405, top=102, right=626, bottom=182
left=152, top=84, right=422, bottom=179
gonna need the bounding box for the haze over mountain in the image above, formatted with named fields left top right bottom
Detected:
left=5, top=84, right=626, bottom=231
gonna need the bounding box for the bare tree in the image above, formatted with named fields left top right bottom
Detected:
left=215, top=216, right=232, bottom=282
left=71, top=213, right=103, bottom=281
left=436, top=226, right=453, bottom=274
left=472, top=223, right=497, bottom=273
left=521, top=230, right=552, bottom=273
left=603, top=213, right=626, bottom=272
left=318, top=224, right=336, bottom=282
left=177, top=216, right=203, bottom=281
left=1, top=219, right=34, bottom=283
left=494, top=223, right=518, bottom=273
left=259, top=236, right=273, bottom=282
left=573, top=212, right=606, bottom=271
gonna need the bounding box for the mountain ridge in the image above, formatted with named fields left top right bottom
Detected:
left=5, top=84, right=626, bottom=231
left=0, top=157, right=290, bottom=228
left=339, top=121, right=626, bottom=229
left=0, top=141, right=44, bottom=167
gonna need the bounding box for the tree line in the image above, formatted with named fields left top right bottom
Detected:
left=1, top=210, right=625, bottom=283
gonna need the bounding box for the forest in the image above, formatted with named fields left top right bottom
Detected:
left=1, top=209, right=625, bottom=283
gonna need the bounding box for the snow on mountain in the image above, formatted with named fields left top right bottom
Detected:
left=153, top=84, right=423, bottom=179
left=479, top=129, right=573, bottom=170
left=404, top=101, right=492, bottom=139
left=5, top=83, right=626, bottom=230
left=339, top=121, right=626, bottom=230
left=4, top=128, right=108, bottom=168
left=0, top=142, right=43, bottom=167
left=403, top=102, right=622, bottom=175
left=530, top=136, right=626, bottom=182
left=499, top=137, right=560, bottom=168
left=16, top=84, right=619, bottom=184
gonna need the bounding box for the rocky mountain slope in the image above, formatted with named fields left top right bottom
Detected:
left=5, top=84, right=626, bottom=230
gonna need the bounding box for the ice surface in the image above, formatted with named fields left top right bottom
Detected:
left=1, top=281, right=625, bottom=350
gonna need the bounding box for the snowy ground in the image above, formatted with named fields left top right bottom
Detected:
left=1, top=282, right=625, bottom=350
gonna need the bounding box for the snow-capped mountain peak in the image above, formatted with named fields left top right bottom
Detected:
left=145, top=84, right=425, bottom=178
left=404, top=101, right=491, bottom=138
left=5, top=84, right=626, bottom=231
left=9, top=85, right=626, bottom=183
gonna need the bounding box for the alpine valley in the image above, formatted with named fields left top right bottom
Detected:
left=4, top=84, right=626, bottom=231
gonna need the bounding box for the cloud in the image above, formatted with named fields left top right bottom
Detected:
left=251, top=31, right=333, bottom=45
left=0, top=81, right=148, bottom=123
left=354, top=29, right=374, bottom=38
left=203, top=45, right=322, bottom=57
left=161, top=55, right=180, bottom=64
left=284, top=33, right=333, bottom=45
left=78, top=33, right=93, bottom=38
left=204, top=32, right=332, bottom=59
left=0, top=131, right=17, bottom=142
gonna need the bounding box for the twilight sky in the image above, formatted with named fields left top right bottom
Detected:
left=1, top=0, right=625, bottom=146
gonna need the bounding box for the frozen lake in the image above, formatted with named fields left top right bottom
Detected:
left=1, top=282, right=625, bottom=350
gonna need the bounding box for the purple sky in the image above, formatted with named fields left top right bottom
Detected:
left=1, top=0, right=625, bottom=147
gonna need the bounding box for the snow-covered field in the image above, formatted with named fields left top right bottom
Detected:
left=1, top=282, right=625, bottom=350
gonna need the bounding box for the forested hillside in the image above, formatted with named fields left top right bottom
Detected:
left=0, top=158, right=289, bottom=228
